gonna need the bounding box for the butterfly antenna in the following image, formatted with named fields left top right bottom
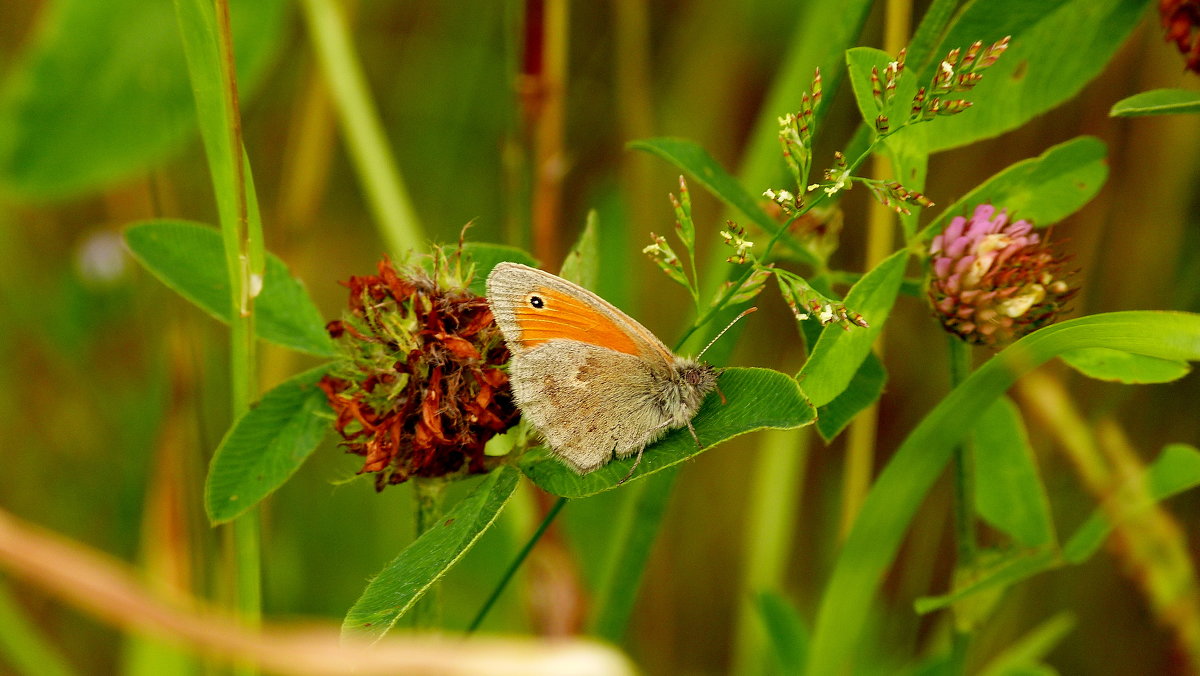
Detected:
left=696, top=307, right=758, bottom=359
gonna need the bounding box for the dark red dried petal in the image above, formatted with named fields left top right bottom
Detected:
left=459, top=306, right=496, bottom=337
left=439, top=334, right=481, bottom=360
left=476, top=368, right=508, bottom=388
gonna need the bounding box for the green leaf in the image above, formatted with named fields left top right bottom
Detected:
left=520, top=367, right=816, bottom=498
left=845, top=47, right=895, bottom=129
left=124, top=220, right=334, bottom=357
left=1110, top=88, right=1200, bottom=117
left=797, top=249, right=908, bottom=407
left=205, top=366, right=332, bottom=524
left=904, top=0, right=1147, bottom=154
left=816, top=351, right=886, bottom=441
left=1059, top=347, right=1192, bottom=384
left=629, top=138, right=820, bottom=268
left=342, top=467, right=521, bottom=640
left=559, top=210, right=600, bottom=289
left=973, top=397, right=1055, bottom=548
left=806, top=311, right=1200, bottom=674
left=1063, top=443, right=1200, bottom=563
left=920, top=137, right=1108, bottom=238
left=0, top=0, right=285, bottom=201
left=462, top=242, right=539, bottom=297
left=757, top=591, right=809, bottom=675
left=914, top=549, right=1058, bottom=616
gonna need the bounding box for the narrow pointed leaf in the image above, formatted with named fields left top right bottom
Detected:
left=1060, top=347, right=1191, bottom=384
left=559, top=210, right=600, bottom=289
left=520, top=368, right=815, bottom=498
left=462, top=243, right=539, bottom=296
left=757, top=591, right=809, bottom=675
left=1110, top=88, right=1200, bottom=117
left=124, top=220, right=334, bottom=356
left=972, top=397, right=1055, bottom=548
left=343, top=466, right=521, bottom=640
left=206, top=365, right=333, bottom=524
left=798, top=249, right=907, bottom=407
left=1062, top=443, right=1200, bottom=563
left=977, top=613, right=1076, bottom=676
left=913, top=549, right=1058, bottom=616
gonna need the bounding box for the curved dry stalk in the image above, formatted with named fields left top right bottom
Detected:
left=0, top=508, right=632, bottom=676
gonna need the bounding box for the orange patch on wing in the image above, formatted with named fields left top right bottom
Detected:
left=514, top=286, right=641, bottom=356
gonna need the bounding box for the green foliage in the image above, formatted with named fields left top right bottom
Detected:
left=1062, top=443, right=1200, bottom=563
left=558, top=210, right=600, bottom=289
left=1060, top=347, right=1192, bottom=384
left=756, top=591, right=809, bottom=674
left=815, top=351, right=886, bottom=441
left=919, top=136, right=1109, bottom=237
left=916, top=444, right=1200, bottom=614
left=0, top=0, right=285, bottom=201
left=906, top=0, right=1149, bottom=154
left=173, top=0, right=266, bottom=299
left=630, top=137, right=819, bottom=268
left=972, top=397, right=1055, bottom=548
left=808, top=312, right=1200, bottom=674
left=205, top=366, right=332, bottom=524
left=977, top=613, right=1076, bottom=676
left=8, top=0, right=1200, bottom=672
left=342, top=467, right=520, bottom=641
left=520, top=367, right=816, bottom=498
left=797, top=250, right=907, bottom=407
left=1110, top=88, right=1200, bottom=117
left=123, top=220, right=334, bottom=357
left=0, top=581, right=75, bottom=676
left=461, top=242, right=539, bottom=296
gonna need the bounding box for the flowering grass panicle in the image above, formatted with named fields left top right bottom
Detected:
left=928, top=204, right=1076, bottom=347
left=319, top=254, right=519, bottom=490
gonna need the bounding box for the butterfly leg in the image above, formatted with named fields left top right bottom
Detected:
left=616, top=448, right=644, bottom=486
left=687, top=420, right=704, bottom=449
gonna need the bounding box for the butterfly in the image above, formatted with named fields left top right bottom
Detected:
left=486, top=262, right=720, bottom=477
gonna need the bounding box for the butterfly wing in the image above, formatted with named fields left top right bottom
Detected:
left=507, top=341, right=675, bottom=472
left=486, top=262, right=673, bottom=364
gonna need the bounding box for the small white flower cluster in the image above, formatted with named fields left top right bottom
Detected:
left=811, top=168, right=850, bottom=197
left=720, top=228, right=755, bottom=263
left=763, top=187, right=801, bottom=214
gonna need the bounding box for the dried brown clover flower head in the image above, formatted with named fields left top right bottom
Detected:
left=319, top=252, right=518, bottom=490
left=1161, top=0, right=1200, bottom=73
left=928, top=205, right=1077, bottom=348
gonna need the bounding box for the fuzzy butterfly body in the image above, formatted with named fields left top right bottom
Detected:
left=486, top=262, right=718, bottom=474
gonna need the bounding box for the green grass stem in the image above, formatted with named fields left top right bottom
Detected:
left=299, top=0, right=425, bottom=255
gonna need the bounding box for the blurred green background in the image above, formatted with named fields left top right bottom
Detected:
left=1, top=0, right=1198, bottom=674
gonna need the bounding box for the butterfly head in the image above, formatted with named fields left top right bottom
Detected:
left=669, top=357, right=720, bottom=420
